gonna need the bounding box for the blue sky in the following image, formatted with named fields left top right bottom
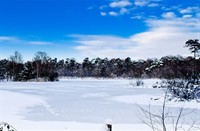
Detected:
left=0, top=0, right=200, bottom=61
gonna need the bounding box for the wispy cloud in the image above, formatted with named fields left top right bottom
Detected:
left=179, top=6, right=199, bottom=14
left=0, top=36, right=54, bottom=46
left=0, top=36, right=75, bottom=61
left=131, top=15, right=143, bottom=20
left=29, top=41, right=53, bottom=45
left=71, top=17, right=199, bottom=59
left=0, top=36, right=18, bottom=41
left=183, top=15, right=193, bottom=18
left=71, top=34, right=136, bottom=58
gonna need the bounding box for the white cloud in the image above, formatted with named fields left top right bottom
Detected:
left=146, top=18, right=199, bottom=31
left=180, top=8, right=192, bottom=14
left=162, top=12, right=176, bottom=19
left=120, top=8, right=129, bottom=15
left=183, top=15, right=193, bottom=18
left=134, top=0, right=161, bottom=7
left=100, top=12, right=107, bottom=16
left=148, top=3, right=159, bottom=7
left=134, top=0, right=148, bottom=7
left=101, top=6, right=131, bottom=17
left=179, top=7, right=199, bottom=14
left=72, top=18, right=199, bottom=60
left=109, top=0, right=132, bottom=8
left=100, top=0, right=161, bottom=17
left=108, top=11, right=119, bottom=16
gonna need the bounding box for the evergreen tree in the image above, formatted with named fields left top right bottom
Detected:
left=185, top=39, right=200, bottom=83
left=22, top=61, right=34, bottom=81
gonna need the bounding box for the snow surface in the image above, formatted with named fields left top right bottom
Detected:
left=0, top=78, right=200, bottom=131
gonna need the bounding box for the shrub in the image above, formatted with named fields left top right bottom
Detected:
left=130, top=79, right=144, bottom=87
left=166, top=80, right=200, bottom=102
left=48, top=72, right=58, bottom=81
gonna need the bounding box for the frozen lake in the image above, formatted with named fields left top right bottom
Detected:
left=0, top=79, right=200, bottom=131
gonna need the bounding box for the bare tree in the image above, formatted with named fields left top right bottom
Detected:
left=9, top=51, right=23, bottom=80
left=9, top=51, right=23, bottom=64
left=33, top=51, right=49, bottom=80
left=138, top=91, right=200, bottom=131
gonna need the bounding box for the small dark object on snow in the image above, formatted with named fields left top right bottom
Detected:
left=106, top=124, right=112, bottom=131
left=105, top=119, right=112, bottom=131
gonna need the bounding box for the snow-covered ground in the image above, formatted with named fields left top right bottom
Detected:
left=0, top=78, right=200, bottom=131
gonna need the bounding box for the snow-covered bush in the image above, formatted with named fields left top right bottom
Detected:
left=166, top=80, right=200, bottom=102
left=151, top=80, right=168, bottom=88
left=129, top=79, right=144, bottom=87
left=0, top=122, right=17, bottom=131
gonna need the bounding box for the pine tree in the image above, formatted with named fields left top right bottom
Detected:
left=185, top=39, right=200, bottom=83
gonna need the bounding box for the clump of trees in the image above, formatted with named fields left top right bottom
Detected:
left=165, top=39, right=200, bottom=102
left=0, top=51, right=58, bottom=81
left=0, top=39, right=199, bottom=82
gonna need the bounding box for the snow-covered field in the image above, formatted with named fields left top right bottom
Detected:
left=0, top=79, right=200, bottom=131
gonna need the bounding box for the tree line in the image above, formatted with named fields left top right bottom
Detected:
left=0, top=39, right=199, bottom=81
left=0, top=52, right=199, bottom=81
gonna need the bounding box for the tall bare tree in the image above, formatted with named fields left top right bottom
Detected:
left=9, top=51, right=23, bottom=80
left=33, top=51, right=49, bottom=80
left=138, top=92, right=200, bottom=131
